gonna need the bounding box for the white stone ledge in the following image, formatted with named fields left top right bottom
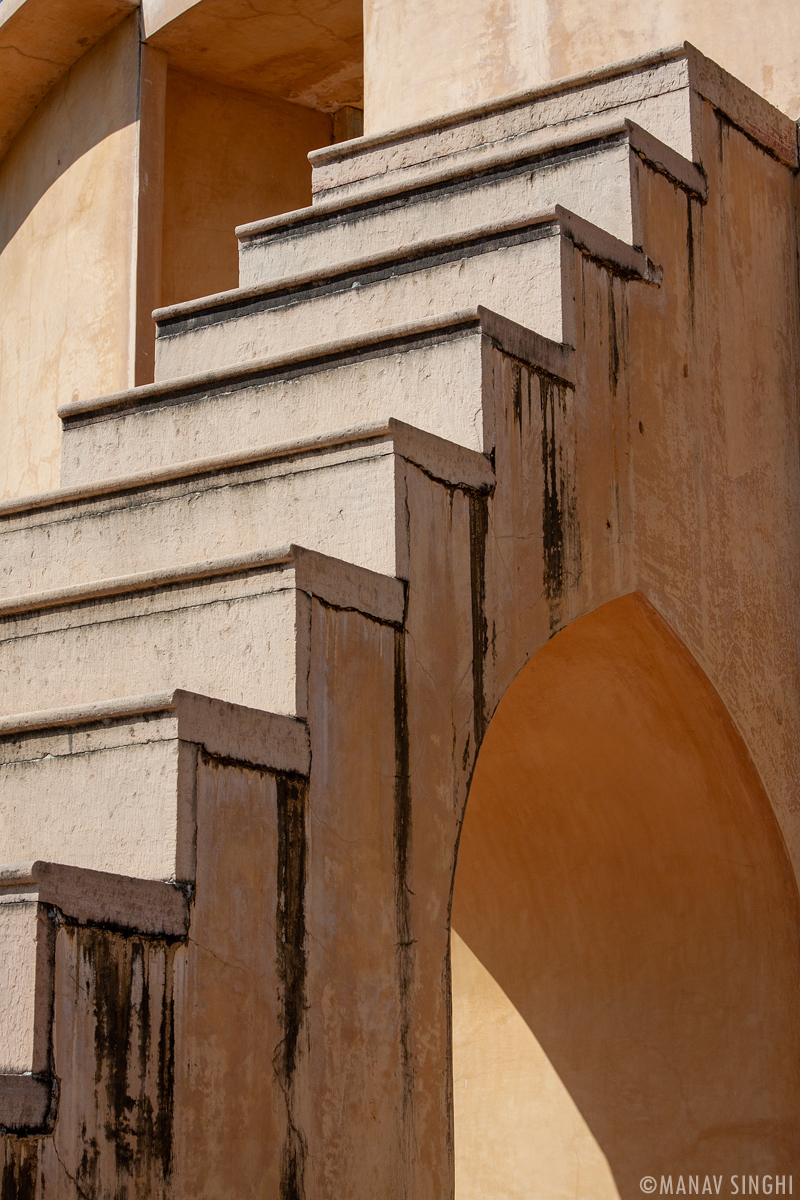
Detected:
left=0, top=542, right=405, bottom=627
left=154, top=207, right=659, bottom=339
left=0, top=861, right=189, bottom=936
left=60, top=307, right=575, bottom=427
left=153, top=211, right=567, bottom=327
left=241, top=116, right=705, bottom=242
left=307, top=41, right=797, bottom=172
left=0, top=689, right=311, bottom=777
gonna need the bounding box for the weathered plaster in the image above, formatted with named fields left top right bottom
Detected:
left=364, top=0, right=800, bottom=131
left=161, top=68, right=331, bottom=306
left=0, top=16, right=141, bottom=499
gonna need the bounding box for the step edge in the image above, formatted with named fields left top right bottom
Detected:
left=5, top=422, right=394, bottom=516
left=307, top=42, right=691, bottom=165
left=152, top=210, right=564, bottom=328
left=0, top=543, right=406, bottom=628
left=59, top=310, right=484, bottom=423
left=0, top=861, right=189, bottom=937
left=0, top=546, right=297, bottom=618
left=0, top=691, right=311, bottom=777
left=239, top=117, right=634, bottom=240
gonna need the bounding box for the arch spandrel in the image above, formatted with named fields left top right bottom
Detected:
left=451, top=592, right=800, bottom=1197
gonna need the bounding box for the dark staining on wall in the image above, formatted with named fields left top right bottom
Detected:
left=77, top=925, right=176, bottom=1198
left=607, top=280, right=620, bottom=398
left=686, top=193, right=696, bottom=327
left=540, top=370, right=582, bottom=629
left=1, top=1141, right=38, bottom=1200
left=275, top=774, right=309, bottom=1200
left=468, top=494, right=489, bottom=747
left=540, top=374, right=564, bottom=620
left=393, top=624, right=415, bottom=1192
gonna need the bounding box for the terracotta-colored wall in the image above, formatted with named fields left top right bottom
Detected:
left=452, top=595, right=800, bottom=1197
left=364, top=0, right=800, bottom=131
left=160, top=69, right=332, bottom=307
left=0, top=15, right=141, bottom=500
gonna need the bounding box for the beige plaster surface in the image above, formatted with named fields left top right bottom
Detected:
left=452, top=595, right=800, bottom=1194
left=0, top=0, right=136, bottom=162
left=240, top=132, right=639, bottom=287
left=0, top=16, right=141, bottom=500
left=364, top=0, right=800, bottom=132
left=144, top=0, right=363, bottom=112
left=0, top=30, right=800, bottom=1200
left=0, top=898, right=39, bottom=1073
left=0, top=438, right=402, bottom=591
left=451, top=931, right=621, bottom=1200
left=161, top=69, right=331, bottom=306
left=0, top=713, right=200, bottom=880
left=60, top=324, right=489, bottom=481
left=0, top=564, right=302, bottom=717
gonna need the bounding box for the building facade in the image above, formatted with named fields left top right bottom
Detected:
left=1, top=2, right=799, bottom=1197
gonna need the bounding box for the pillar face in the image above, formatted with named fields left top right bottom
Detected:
left=363, top=0, right=800, bottom=133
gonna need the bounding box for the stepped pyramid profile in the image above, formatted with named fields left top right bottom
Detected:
left=0, top=4, right=799, bottom=1197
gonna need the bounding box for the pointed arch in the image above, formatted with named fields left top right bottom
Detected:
left=452, top=593, right=800, bottom=1197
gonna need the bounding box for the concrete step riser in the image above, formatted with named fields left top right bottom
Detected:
left=239, top=137, right=636, bottom=289
left=0, top=691, right=308, bottom=884
left=0, top=559, right=304, bottom=720
left=0, top=440, right=402, bottom=595
left=155, top=227, right=567, bottom=380
left=62, top=322, right=488, bottom=484
left=308, top=60, right=697, bottom=205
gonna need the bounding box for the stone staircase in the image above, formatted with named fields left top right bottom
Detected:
left=0, top=40, right=796, bottom=1200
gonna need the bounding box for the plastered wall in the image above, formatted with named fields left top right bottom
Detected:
left=364, top=0, right=800, bottom=131
left=0, top=15, right=141, bottom=500
left=452, top=596, right=800, bottom=1196
left=161, top=69, right=331, bottom=306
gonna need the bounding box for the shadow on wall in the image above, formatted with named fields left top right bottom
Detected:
left=0, top=19, right=138, bottom=258
left=451, top=593, right=800, bottom=1200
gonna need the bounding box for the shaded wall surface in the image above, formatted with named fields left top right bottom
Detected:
left=0, top=14, right=140, bottom=499
left=452, top=595, right=800, bottom=1199
left=364, top=0, right=800, bottom=131
left=161, top=68, right=331, bottom=306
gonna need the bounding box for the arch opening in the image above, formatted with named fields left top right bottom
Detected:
left=451, top=593, right=800, bottom=1198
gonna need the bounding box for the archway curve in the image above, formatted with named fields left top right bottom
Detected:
left=451, top=592, right=800, bottom=1198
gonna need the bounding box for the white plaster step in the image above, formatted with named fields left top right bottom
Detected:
left=0, top=689, right=309, bottom=882
left=0, top=420, right=491, bottom=596
left=153, top=206, right=660, bottom=382
left=60, top=308, right=574, bottom=485
left=0, top=689, right=309, bottom=1133
left=0, top=544, right=404, bottom=724
left=238, top=119, right=705, bottom=290
left=306, top=43, right=796, bottom=206
left=0, top=858, right=188, bottom=1131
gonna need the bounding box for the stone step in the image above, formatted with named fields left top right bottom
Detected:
left=0, top=689, right=309, bottom=881
left=305, top=43, right=796, bottom=207
left=0, top=858, right=189, bottom=1131
left=59, top=308, right=574, bottom=485
left=0, top=544, right=404, bottom=720
left=153, top=206, right=660, bottom=382
left=1, top=421, right=491, bottom=596
left=237, top=120, right=704, bottom=290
